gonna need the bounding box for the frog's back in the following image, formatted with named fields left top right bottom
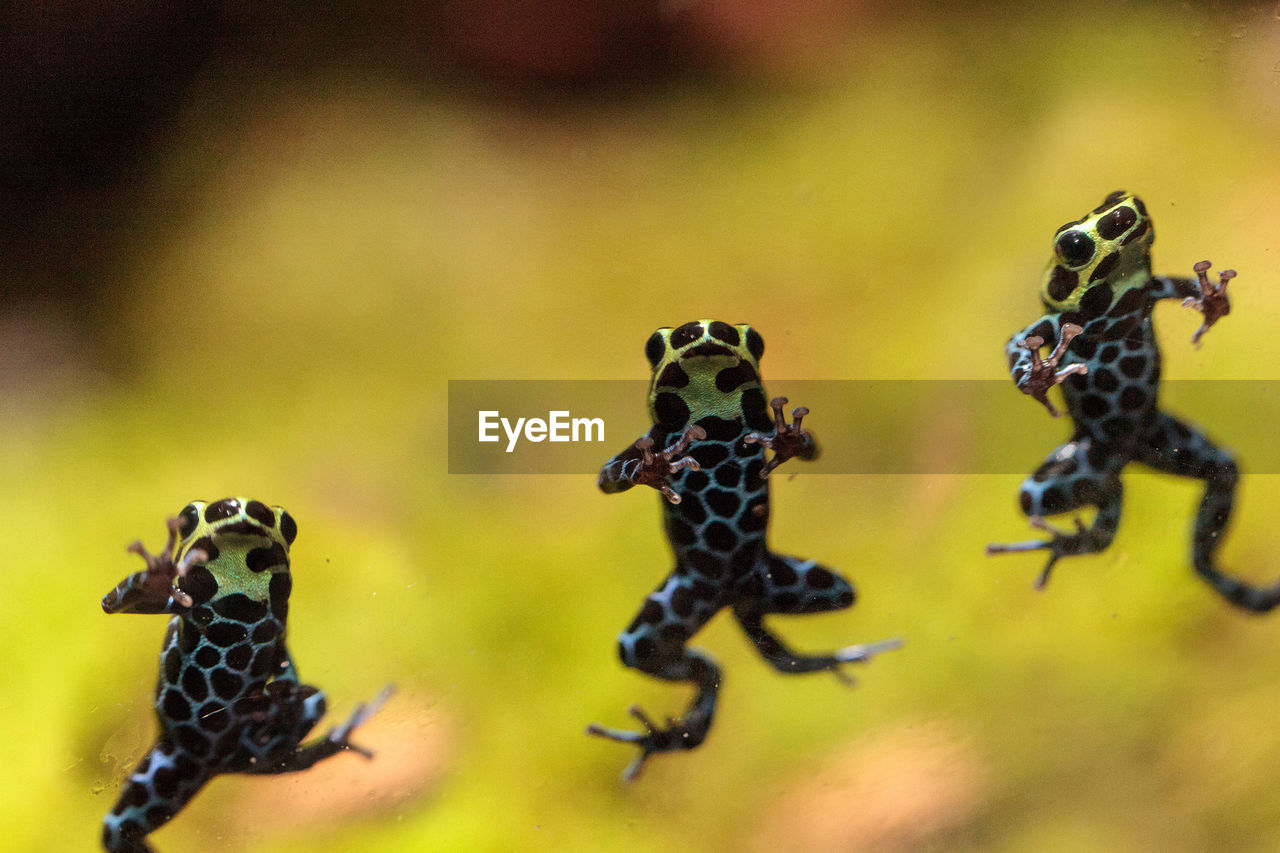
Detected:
left=645, top=321, right=777, bottom=581
left=156, top=498, right=295, bottom=770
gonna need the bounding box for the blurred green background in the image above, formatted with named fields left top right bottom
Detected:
left=4, top=2, right=1280, bottom=850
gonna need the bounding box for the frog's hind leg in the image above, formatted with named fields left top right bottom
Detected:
left=1137, top=413, right=1280, bottom=612
left=587, top=570, right=723, bottom=781
left=102, top=740, right=208, bottom=853
left=236, top=681, right=391, bottom=774
left=986, top=438, right=1124, bottom=588
left=732, top=554, right=902, bottom=685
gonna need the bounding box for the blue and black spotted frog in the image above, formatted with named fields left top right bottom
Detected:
left=588, top=320, right=901, bottom=780
left=987, top=191, right=1280, bottom=611
left=100, top=498, right=391, bottom=852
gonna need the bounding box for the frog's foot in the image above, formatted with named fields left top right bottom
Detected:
left=104, top=517, right=208, bottom=612
left=1016, top=324, right=1089, bottom=418
left=828, top=637, right=906, bottom=686
left=326, top=684, right=395, bottom=759
left=1183, top=260, right=1234, bottom=347
left=986, top=515, right=1089, bottom=589
left=744, top=396, right=816, bottom=476
left=633, top=424, right=707, bottom=504
left=587, top=704, right=707, bottom=782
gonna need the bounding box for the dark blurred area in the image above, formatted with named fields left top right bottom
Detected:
left=0, top=0, right=861, bottom=304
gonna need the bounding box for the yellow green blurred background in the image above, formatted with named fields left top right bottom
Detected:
left=4, top=2, right=1280, bottom=850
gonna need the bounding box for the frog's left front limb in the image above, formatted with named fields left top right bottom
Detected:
left=102, top=517, right=206, bottom=615
left=597, top=440, right=652, bottom=495
left=1005, top=316, right=1060, bottom=387
left=1004, top=318, right=1088, bottom=418
left=587, top=570, right=722, bottom=781
left=598, top=424, right=705, bottom=503
left=987, top=437, right=1124, bottom=588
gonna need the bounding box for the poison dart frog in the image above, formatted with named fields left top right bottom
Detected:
left=987, top=191, right=1280, bottom=611
left=101, top=498, right=392, bottom=852
left=588, top=321, right=901, bottom=780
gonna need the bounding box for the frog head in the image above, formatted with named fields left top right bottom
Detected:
left=644, top=320, right=766, bottom=428
left=175, top=497, right=296, bottom=605
left=1040, top=190, right=1154, bottom=315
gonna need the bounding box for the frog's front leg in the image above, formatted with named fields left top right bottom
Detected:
left=102, top=517, right=208, bottom=614
left=1182, top=260, right=1235, bottom=346
left=1011, top=324, right=1089, bottom=418
left=102, top=739, right=209, bottom=853
left=986, top=438, right=1124, bottom=588
left=587, top=571, right=722, bottom=781
left=236, top=681, right=392, bottom=774
left=734, top=554, right=901, bottom=684
left=743, top=396, right=818, bottom=477
left=598, top=424, right=706, bottom=504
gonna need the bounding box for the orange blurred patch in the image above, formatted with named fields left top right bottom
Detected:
left=749, top=718, right=990, bottom=851
left=225, top=688, right=452, bottom=834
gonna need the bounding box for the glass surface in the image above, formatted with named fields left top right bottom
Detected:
left=3, top=2, right=1280, bottom=850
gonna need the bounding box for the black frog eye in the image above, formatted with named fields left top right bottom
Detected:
left=279, top=511, right=298, bottom=546
left=644, top=331, right=666, bottom=368
left=1055, top=230, right=1096, bottom=268
left=178, top=504, right=200, bottom=539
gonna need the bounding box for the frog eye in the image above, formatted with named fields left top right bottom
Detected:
left=1055, top=230, right=1095, bottom=268
left=279, top=511, right=298, bottom=546
left=178, top=504, right=200, bottom=539
left=644, top=331, right=665, bottom=367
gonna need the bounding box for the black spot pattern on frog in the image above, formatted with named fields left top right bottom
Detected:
left=244, top=500, right=275, bottom=527
left=657, top=362, right=690, bottom=389
left=708, top=321, right=740, bottom=345
left=1047, top=266, right=1077, bottom=301
left=203, top=498, right=240, bottom=523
